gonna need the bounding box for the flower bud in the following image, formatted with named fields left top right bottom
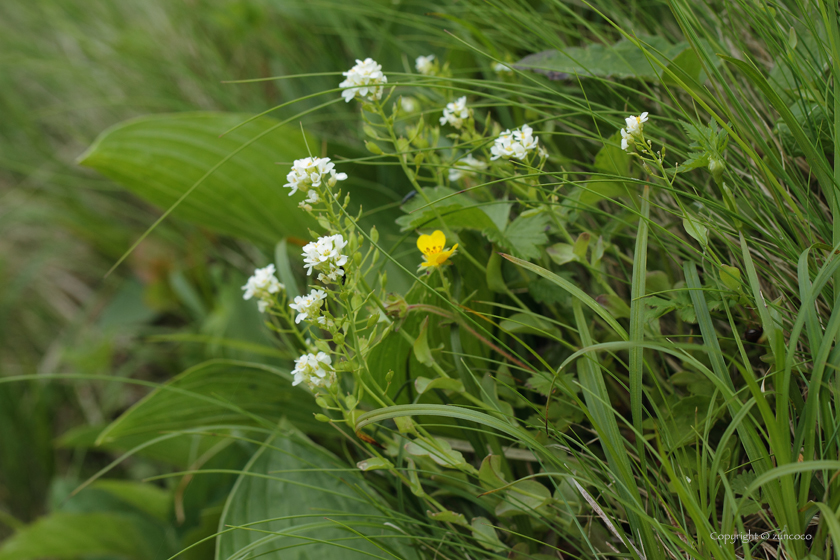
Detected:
left=315, top=397, right=329, bottom=408
left=314, top=413, right=331, bottom=423
left=367, top=314, right=379, bottom=329
left=384, top=293, right=408, bottom=319
left=370, top=226, right=379, bottom=243
left=365, top=140, right=383, bottom=155
left=354, top=252, right=363, bottom=266
left=333, top=332, right=345, bottom=345
left=345, top=395, right=357, bottom=409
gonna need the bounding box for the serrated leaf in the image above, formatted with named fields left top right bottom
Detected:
left=489, top=213, right=549, bottom=260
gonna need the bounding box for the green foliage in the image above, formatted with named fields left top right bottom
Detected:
left=78, top=113, right=317, bottom=247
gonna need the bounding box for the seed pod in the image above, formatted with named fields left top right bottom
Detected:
left=744, top=327, right=763, bottom=343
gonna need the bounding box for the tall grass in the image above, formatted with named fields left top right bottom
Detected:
left=2, top=0, right=840, bottom=558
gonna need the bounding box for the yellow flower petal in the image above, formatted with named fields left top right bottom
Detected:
left=417, top=230, right=446, bottom=256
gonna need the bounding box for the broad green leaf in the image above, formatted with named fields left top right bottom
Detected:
left=89, top=481, right=170, bottom=522
left=413, top=317, right=435, bottom=366
left=515, top=37, right=715, bottom=81
left=495, top=480, right=552, bottom=517
left=405, top=437, right=467, bottom=469
left=97, top=360, right=324, bottom=443
left=78, top=112, right=317, bottom=246
left=0, top=513, right=172, bottom=560
left=216, top=428, right=418, bottom=560
left=471, top=517, right=505, bottom=552
left=478, top=455, right=507, bottom=489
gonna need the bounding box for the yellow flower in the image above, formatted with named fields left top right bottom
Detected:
left=417, top=230, right=458, bottom=268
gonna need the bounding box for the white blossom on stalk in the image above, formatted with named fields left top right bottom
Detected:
left=291, top=351, right=335, bottom=391
left=302, top=234, right=349, bottom=284
left=339, top=58, right=387, bottom=103
left=400, top=97, right=418, bottom=113
left=493, top=62, right=512, bottom=73
left=289, top=289, right=328, bottom=325
left=439, top=96, right=470, bottom=128
left=620, top=112, right=648, bottom=151
left=415, top=55, right=435, bottom=75
left=284, top=157, right=347, bottom=197
left=490, top=124, right=539, bottom=161
left=448, top=154, right=487, bottom=182
left=242, top=264, right=284, bottom=313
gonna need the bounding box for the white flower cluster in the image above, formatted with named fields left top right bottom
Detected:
left=292, top=351, right=335, bottom=391
left=242, top=264, right=284, bottom=313
left=449, top=154, right=487, bottom=182
left=490, top=124, right=539, bottom=161
left=440, top=96, right=470, bottom=129
left=302, top=234, right=349, bottom=284
left=289, top=289, right=328, bottom=325
left=339, top=58, right=387, bottom=103
left=620, top=112, right=648, bottom=151
left=493, top=62, right=512, bottom=73
left=283, top=157, right=347, bottom=197
left=415, top=55, right=435, bottom=75
left=400, top=97, right=419, bottom=113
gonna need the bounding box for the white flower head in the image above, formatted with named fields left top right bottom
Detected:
left=289, top=288, right=328, bottom=325
left=242, top=264, right=284, bottom=313
left=490, top=124, right=539, bottom=161
left=283, top=157, right=347, bottom=197
left=292, top=351, right=336, bottom=391
left=339, top=58, right=387, bottom=103
left=439, top=96, right=471, bottom=129
left=302, top=234, right=349, bottom=284
left=449, top=154, right=487, bottom=182
left=493, top=62, right=513, bottom=73
left=620, top=112, right=648, bottom=151
left=415, top=55, right=435, bottom=75
left=400, top=97, right=418, bottom=113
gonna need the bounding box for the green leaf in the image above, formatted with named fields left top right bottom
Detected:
left=487, top=212, right=549, bottom=260
left=499, top=313, right=561, bottom=338
left=0, top=512, right=172, bottom=560
left=356, top=457, right=394, bottom=471
left=78, top=113, right=317, bottom=246
left=404, top=437, right=467, bottom=469
left=89, top=480, right=170, bottom=522
left=97, top=360, right=324, bottom=443
left=546, top=243, right=578, bottom=265
left=413, top=317, right=435, bottom=366
left=719, top=265, right=742, bottom=292
left=495, top=480, right=552, bottom=517
left=396, top=187, right=497, bottom=232
left=414, top=376, right=465, bottom=395
left=427, top=510, right=469, bottom=527
left=682, top=215, right=708, bottom=248
left=217, top=427, right=419, bottom=560
left=516, top=37, right=679, bottom=79
left=478, top=455, right=507, bottom=489
left=471, top=517, right=505, bottom=552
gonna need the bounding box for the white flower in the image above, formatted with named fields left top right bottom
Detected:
left=292, top=351, right=335, bottom=391
left=620, top=128, right=631, bottom=151
left=449, top=154, right=487, bottom=182
left=289, top=289, right=328, bottom=324
left=620, top=112, right=648, bottom=151
left=415, top=55, right=435, bottom=75
left=302, top=234, right=349, bottom=284
left=400, top=97, right=418, bottom=113
left=493, top=62, right=512, bottom=73
left=490, top=124, right=539, bottom=161
left=439, top=96, right=470, bottom=128
left=283, top=157, right=347, bottom=197
left=339, top=58, right=387, bottom=103
left=242, top=264, right=284, bottom=313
